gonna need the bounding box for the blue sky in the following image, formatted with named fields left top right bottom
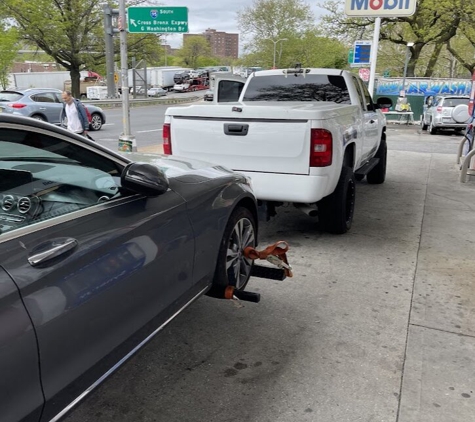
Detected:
left=164, top=0, right=327, bottom=49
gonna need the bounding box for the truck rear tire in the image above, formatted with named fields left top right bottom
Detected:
left=318, top=166, right=355, bottom=234
left=366, top=138, right=387, bottom=184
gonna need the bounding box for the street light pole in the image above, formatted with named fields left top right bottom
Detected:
left=401, top=42, right=414, bottom=96
left=272, top=38, right=288, bottom=69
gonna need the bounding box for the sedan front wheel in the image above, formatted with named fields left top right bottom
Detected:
left=213, top=207, right=256, bottom=291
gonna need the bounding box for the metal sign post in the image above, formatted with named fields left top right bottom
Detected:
left=345, top=0, right=417, bottom=97
left=118, top=0, right=136, bottom=152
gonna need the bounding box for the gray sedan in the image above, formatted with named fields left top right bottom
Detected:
left=0, top=114, right=258, bottom=422
left=0, top=88, right=106, bottom=130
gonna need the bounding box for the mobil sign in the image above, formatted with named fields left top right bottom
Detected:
left=345, top=0, right=417, bottom=17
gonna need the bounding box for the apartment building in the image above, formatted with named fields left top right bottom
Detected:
left=184, top=28, right=239, bottom=59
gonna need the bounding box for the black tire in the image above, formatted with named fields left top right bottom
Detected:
left=213, top=207, right=257, bottom=291
left=31, top=114, right=46, bottom=122
left=421, top=119, right=428, bottom=131
left=367, top=137, right=387, bottom=184
left=89, top=113, right=103, bottom=131
left=318, top=166, right=356, bottom=234
left=355, top=174, right=365, bottom=181
left=429, top=119, right=437, bottom=135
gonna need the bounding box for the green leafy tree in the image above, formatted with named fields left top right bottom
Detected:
left=2, top=0, right=164, bottom=97
left=0, top=26, right=20, bottom=89
left=177, top=36, right=212, bottom=69
left=238, top=0, right=315, bottom=56
left=319, top=0, right=475, bottom=77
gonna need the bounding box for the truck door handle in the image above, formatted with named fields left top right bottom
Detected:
left=28, top=237, right=78, bottom=266
left=224, top=123, right=249, bottom=136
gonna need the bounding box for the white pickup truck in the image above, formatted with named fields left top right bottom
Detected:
left=163, top=67, right=392, bottom=234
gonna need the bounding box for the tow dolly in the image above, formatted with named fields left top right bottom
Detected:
left=208, top=241, right=292, bottom=304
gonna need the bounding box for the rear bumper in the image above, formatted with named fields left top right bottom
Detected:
left=235, top=171, right=331, bottom=203
left=433, top=116, right=467, bottom=129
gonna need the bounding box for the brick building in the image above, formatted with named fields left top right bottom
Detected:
left=184, top=28, right=239, bottom=59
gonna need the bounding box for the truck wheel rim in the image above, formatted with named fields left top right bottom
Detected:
left=226, top=217, right=255, bottom=289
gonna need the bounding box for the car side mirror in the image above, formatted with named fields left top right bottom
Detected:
left=121, top=163, right=169, bottom=197
left=376, top=97, right=393, bottom=109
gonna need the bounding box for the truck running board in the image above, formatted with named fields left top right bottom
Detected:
left=355, top=158, right=380, bottom=176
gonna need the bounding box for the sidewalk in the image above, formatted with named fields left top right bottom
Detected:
left=396, top=150, right=475, bottom=421
left=137, top=144, right=163, bottom=154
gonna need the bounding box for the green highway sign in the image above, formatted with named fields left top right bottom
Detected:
left=127, top=7, right=188, bottom=33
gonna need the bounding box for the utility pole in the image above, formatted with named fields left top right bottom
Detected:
left=117, top=0, right=136, bottom=152
left=103, top=5, right=119, bottom=99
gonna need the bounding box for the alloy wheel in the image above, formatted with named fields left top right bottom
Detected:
left=226, top=217, right=255, bottom=289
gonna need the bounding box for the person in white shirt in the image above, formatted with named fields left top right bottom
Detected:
left=60, top=91, right=89, bottom=136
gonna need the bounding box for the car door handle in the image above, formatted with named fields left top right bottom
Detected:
left=224, top=123, right=249, bottom=136
left=28, top=237, right=78, bottom=266
left=39, top=107, right=47, bottom=110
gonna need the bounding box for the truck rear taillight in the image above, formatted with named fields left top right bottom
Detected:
left=310, top=129, right=332, bottom=167
left=162, top=123, right=172, bottom=154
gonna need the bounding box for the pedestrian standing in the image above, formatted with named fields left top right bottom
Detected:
left=60, top=90, right=90, bottom=137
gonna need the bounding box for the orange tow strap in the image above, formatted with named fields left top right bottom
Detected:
left=244, top=241, right=293, bottom=277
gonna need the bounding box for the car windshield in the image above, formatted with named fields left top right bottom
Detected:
left=442, top=98, right=468, bottom=107
left=0, top=92, right=23, bottom=102
left=242, top=74, right=350, bottom=103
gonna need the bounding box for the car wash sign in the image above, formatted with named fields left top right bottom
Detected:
left=345, top=0, right=417, bottom=16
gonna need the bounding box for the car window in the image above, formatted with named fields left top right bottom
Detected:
left=0, top=91, right=23, bottom=102
left=442, top=98, right=468, bottom=107
left=217, top=80, right=245, bottom=102
left=31, top=93, right=58, bottom=103
left=360, top=81, right=374, bottom=110
left=0, top=128, right=125, bottom=236
left=242, top=74, right=351, bottom=103
left=352, top=77, right=366, bottom=110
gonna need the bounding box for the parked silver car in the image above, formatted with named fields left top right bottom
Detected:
left=0, top=88, right=106, bottom=130
left=0, top=114, right=258, bottom=422
left=422, top=95, right=470, bottom=134
left=147, top=87, right=167, bottom=97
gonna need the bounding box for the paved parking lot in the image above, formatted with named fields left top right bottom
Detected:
left=65, top=125, right=475, bottom=422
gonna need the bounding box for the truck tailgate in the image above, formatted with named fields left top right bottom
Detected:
left=170, top=112, right=311, bottom=175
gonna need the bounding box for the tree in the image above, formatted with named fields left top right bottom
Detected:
left=177, top=36, right=211, bottom=69
left=0, top=26, right=20, bottom=89
left=238, top=0, right=315, bottom=53
left=1, top=0, right=164, bottom=97
left=319, top=0, right=475, bottom=77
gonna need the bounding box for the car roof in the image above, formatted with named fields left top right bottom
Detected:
left=1, top=87, right=62, bottom=94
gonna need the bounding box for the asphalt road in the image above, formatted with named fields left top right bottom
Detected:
left=92, top=92, right=204, bottom=150
left=63, top=119, right=475, bottom=422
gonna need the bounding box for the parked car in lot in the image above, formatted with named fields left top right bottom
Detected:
left=0, top=88, right=106, bottom=131
left=0, top=114, right=258, bottom=422
left=422, top=95, right=470, bottom=134
left=147, top=87, right=167, bottom=97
